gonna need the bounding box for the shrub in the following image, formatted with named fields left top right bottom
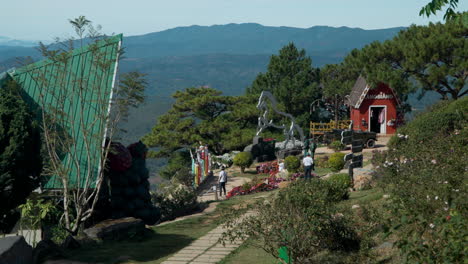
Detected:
left=233, top=152, right=253, bottom=173
left=315, top=155, right=329, bottom=168
left=152, top=184, right=200, bottom=221
left=221, top=179, right=360, bottom=263
left=376, top=98, right=467, bottom=263
left=328, top=152, right=345, bottom=172
left=327, top=173, right=351, bottom=201
left=284, top=155, right=301, bottom=172
left=329, top=140, right=345, bottom=151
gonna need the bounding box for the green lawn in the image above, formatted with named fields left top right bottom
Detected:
left=63, top=215, right=220, bottom=264
left=61, top=190, right=277, bottom=264
left=219, top=241, right=276, bottom=264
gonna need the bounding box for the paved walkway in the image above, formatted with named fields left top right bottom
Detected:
left=161, top=212, right=253, bottom=264
left=197, top=167, right=250, bottom=202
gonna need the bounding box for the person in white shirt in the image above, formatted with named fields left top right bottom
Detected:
left=218, top=167, right=228, bottom=196
left=278, top=160, right=285, bottom=172
left=302, top=154, right=314, bottom=180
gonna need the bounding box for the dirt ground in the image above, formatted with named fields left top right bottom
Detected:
left=316, top=134, right=391, bottom=155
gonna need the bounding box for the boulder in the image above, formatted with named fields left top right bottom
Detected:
left=83, top=217, right=145, bottom=241
left=353, top=168, right=374, bottom=190
left=0, top=236, right=32, bottom=264
left=32, top=239, right=62, bottom=264
left=61, top=235, right=80, bottom=250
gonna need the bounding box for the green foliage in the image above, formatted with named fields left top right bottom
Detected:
left=376, top=98, right=467, bottom=263
left=114, top=71, right=147, bottom=124
left=246, top=43, right=321, bottom=127
left=221, top=179, right=360, bottom=263
left=159, top=151, right=192, bottom=182
left=152, top=184, right=200, bottom=222
left=233, top=152, right=253, bottom=173
left=320, top=63, right=354, bottom=122
left=419, top=0, right=463, bottom=21
left=315, top=155, right=330, bottom=168
left=0, top=80, right=42, bottom=233
left=327, top=173, right=351, bottom=201
left=328, top=152, right=345, bottom=172
left=329, top=140, right=345, bottom=151
left=143, top=88, right=257, bottom=159
left=19, top=197, right=57, bottom=246
left=344, top=20, right=467, bottom=100
left=284, top=155, right=301, bottom=173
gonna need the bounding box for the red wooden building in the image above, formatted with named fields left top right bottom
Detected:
left=347, top=76, right=402, bottom=135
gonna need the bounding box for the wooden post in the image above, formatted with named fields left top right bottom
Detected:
left=214, top=184, right=218, bottom=200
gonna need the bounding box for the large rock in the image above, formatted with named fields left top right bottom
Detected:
left=353, top=168, right=374, bottom=190
left=32, top=239, right=62, bottom=264
left=0, top=236, right=32, bottom=264
left=83, top=217, right=145, bottom=241
left=275, top=140, right=303, bottom=150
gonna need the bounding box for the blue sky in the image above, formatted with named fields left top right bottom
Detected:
left=2, top=0, right=467, bottom=40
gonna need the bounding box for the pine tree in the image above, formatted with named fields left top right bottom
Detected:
left=0, top=80, right=42, bottom=233
left=247, top=43, right=321, bottom=127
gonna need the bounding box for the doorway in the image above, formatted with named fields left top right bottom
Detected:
left=369, top=106, right=386, bottom=134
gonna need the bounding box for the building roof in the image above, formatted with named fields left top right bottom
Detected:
left=348, top=75, right=369, bottom=108
left=10, top=34, right=122, bottom=189
left=348, top=75, right=401, bottom=109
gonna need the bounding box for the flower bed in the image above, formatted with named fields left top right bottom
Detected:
left=226, top=170, right=305, bottom=198
left=256, top=161, right=279, bottom=174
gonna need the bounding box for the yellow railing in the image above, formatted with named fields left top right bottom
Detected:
left=310, top=120, right=352, bottom=136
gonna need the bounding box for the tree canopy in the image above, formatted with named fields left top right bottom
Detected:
left=343, top=20, right=467, bottom=100
left=320, top=63, right=356, bottom=123
left=143, top=87, right=258, bottom=158
left=420, top=0, right=464, bottom=21
left=0, top=80, right=42, bottom=233
left=246, top=43, right=321, bottom=128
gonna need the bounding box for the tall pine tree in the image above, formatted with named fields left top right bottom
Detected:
left=247, top=43, right=321, bottom=128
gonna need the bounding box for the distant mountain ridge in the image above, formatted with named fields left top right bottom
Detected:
left=1, top=23, right=405, bottom=97
left=0, top=36, right=39, bottom=47
left=123, top=23, right=405, bottom=58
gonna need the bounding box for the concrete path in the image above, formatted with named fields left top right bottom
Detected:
left=161, top=212, right=253, bottom=264
left=197, top=167, right=251, bottom=203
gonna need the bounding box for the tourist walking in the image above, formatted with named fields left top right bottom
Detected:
left=302, top=154, right=313, bottom=180
left=218, top=167, right=228, bottom=196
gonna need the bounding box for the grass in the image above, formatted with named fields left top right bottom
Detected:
left=61, top=188, right=277, bottom=264
left=220, top=187, right=386, bottom=264
left=219, top=241, right=276, bottom=264
left=63, top=215, right=220, bottom=264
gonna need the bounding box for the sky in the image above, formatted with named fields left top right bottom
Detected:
left=2, top=0, right=467, bottom=41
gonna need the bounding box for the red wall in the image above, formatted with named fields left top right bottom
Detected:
left=350, top=83, right=399, bottom=134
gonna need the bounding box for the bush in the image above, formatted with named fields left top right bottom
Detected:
left=221, top=179, right=360, bottom=263
left=315, top=155, right=329, bottom=168
left=329, top=140, right=345, bottom=151
left=284, top=155, right=301, bottom=172
left=328, top=152, right=345, bottom=172
left=327, top=173, right=351, bottom=201
left=376, top=98, right=467, bottom=263
left=233, top=152, right=253, bottom=173
left=152, top=184, right=200, bottom=221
